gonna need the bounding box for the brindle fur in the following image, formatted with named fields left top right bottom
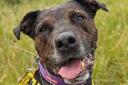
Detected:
left=14, top=0, right=108, bottom=85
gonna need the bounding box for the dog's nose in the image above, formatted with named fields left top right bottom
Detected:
left=55, top=32, right=77, bottom=52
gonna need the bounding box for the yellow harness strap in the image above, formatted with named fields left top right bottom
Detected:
left=19, top=68, right=94, bottom=85
left=19, top=68, right=40, bottom=85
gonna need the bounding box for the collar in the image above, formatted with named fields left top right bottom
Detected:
left=39, top=62, right=66, bottom=85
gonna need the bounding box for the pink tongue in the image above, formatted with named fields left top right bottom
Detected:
left=58, top=59, right=82, bottom=80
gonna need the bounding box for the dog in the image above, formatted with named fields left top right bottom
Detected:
left=14, top=0, right=108, bottom=85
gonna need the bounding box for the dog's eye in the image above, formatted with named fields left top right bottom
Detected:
left=38, top=27, right=47, bottom=33
left=37, top=23, right=53, bottom=34
left=76, top=15, right=85, bottom=21
left=70, top=13, right=85, bottom=23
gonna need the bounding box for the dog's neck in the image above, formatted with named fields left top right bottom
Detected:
left=38, top=62, right=93, bottom=85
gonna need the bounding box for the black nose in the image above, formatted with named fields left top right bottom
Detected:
left=55, top=32, right=77, bottom=52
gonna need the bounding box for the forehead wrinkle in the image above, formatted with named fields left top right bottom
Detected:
left=37, top=13, right=56, bottom=25
left=43, top=15, right=56, bottom=22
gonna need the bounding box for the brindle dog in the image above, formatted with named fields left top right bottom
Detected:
left=14, top=0, right=108, bottom=85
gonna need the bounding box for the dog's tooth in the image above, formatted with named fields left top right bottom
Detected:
left=81, top=61, right=85, bottom=70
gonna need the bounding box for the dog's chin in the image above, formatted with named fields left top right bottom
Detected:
left=55, top=54, right=94, bottom=84
left=64, top=72, right=90, bottom=84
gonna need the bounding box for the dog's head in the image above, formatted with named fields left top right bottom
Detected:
left=14, top=0, right=108, bottom=84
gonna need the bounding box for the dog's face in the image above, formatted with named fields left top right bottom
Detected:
left=14, top=0, right=108, bottom=84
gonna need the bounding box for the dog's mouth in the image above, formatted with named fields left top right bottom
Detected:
left=57, top=54, right=94, bottom=84
left=58, top=58, right=83, bottom=80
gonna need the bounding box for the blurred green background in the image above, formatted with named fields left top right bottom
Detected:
left=0, top=0, right=128, bottom=85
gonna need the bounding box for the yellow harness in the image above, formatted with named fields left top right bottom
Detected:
left=19, top=68, right=40, bottom=85
left=19, top=67, right=94, bottom=85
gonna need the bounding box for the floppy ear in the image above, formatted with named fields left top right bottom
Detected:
left=13, top=10, right=40, bottom=40
left=75, top=0, right=108, bottom=17
left=94, top=1, right=109, bottom=12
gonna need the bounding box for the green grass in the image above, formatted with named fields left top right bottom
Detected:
left=0, top=0, right=128, bottom=85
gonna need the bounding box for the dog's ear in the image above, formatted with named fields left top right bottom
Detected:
left=75, top=0, right=108, bottom=17
left=13, top=10, right=40, bottom=40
